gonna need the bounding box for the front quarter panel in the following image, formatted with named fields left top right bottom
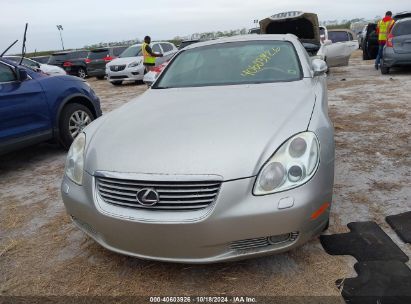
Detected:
left=37, top=76, right=101, bottom=129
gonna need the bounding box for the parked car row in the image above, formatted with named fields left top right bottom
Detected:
left=106, top=42, right=177, bottom=85
left=361, top=11, right=411, bottom=74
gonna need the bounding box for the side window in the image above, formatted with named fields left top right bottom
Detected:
left=328, top=31, right=350, bottom=43
left=152, top=44, right=162, bottom=53
left=161, top=43, right=173, bottom=52
left=0, top=63, right=17, bottom=82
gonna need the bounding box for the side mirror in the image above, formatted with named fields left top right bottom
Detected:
left=312, top=59, right=328, bottom=76
left=324, top=39, right=332, bottom=46
left=17, top=68, right=28, bottom=81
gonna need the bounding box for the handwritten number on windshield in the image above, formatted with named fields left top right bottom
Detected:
left=241, top=47, right=281, bottom=77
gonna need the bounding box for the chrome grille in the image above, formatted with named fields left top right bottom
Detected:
left=96, top=176, right=221, bottom=211
left=230, top=237, right=270, bottom=251
left=110, top=64, right=126, bottom=71
left=230, top=232, right=299, bottom=251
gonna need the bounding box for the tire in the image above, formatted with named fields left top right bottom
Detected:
left=59, top=103, right=94, bottom=149
left=77, top=67, right=87, bottom=79
left=380, top=60, right=390, bottom=74
left=96, top=75, right=105, bottom=80
left=111, top=81, right=123, bottom=86
left=380, top=65, right=390, bottom=74
left=362, top=48, right=370, bottom=60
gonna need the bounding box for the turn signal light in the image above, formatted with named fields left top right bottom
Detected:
left=311, top=202, right=330, bottom=220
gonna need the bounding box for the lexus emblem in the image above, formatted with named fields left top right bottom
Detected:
left=114, top=66, right=118, bottom=71
left=136, top=188, right=159, bottom=206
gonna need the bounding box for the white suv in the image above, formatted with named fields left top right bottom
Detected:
left=106, top=42, right=177, bottom=85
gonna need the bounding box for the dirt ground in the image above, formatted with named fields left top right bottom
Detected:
left=0, top=50, right=410, bottom=297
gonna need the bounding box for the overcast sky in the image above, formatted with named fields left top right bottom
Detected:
left=1, top=0, right=409, bottom=53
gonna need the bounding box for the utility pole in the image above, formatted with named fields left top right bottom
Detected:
left=56, top=25, right=65, bottom=50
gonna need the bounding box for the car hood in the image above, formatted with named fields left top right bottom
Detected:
left=85, top=80, right=316, bottom=180
left=107, top=56, right=142, bottom=66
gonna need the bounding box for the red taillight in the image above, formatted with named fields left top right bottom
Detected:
left=387, top=33, right=394, bottom=48
left=85, top=58, right=91, bottom=64
left=152, top=63, right=168, bottom=73
left=152, top=66, right=163, bottom=73
left=104, top=56, right=114, bottom=62
left=63, top=61, right=73, bottom=67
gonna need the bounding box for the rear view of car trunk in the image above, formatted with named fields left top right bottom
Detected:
left=392, top=20, right=411, bottom=54
left=259, top=11, right=320, bottom=55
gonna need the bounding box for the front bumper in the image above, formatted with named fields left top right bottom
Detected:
left=106, top=65, right=145, bottom=82
left=383, top=48, right=411, bottom=67
left=61, top=159, right=333, bottom=263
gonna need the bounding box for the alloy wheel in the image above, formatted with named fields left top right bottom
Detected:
left=69, top=110, right=91, bottom=138
left=78, top=68, right=86, bottom=79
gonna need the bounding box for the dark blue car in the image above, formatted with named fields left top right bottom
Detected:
left=0, top=58, right=102, bottom=155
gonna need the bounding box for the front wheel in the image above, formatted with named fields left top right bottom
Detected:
left=59, top=103, right=94, bottom=149
left=77, top=67, right=87, bottom=79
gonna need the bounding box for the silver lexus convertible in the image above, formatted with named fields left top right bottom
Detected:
left=61, top=35, right=334, bottom=263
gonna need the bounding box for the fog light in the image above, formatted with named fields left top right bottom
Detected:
left=268, top=233, right=291, bottom=244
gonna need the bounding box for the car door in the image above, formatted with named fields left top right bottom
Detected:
left=324, top=31, right=350, bottom=67
left=151, top=43, right=165, bottom=65
left=0, top=61, right=52, bottom=147
left=345, top=30, right=359, bottom=53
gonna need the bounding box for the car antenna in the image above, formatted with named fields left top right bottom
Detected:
left=0, top=40, right=18, bottom=57
left=19, top=23, right=29, bottom=65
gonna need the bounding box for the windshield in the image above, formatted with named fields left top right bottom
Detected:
left=154, top=41, right=302, bottom=89
left=119, top=45, right=142, bottom=58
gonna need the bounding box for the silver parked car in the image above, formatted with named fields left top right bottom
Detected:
left=381, top=17, right=411, bottom=74
left=61, top=35, right=335, bottom=263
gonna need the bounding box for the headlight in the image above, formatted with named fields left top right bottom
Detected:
left=253, top=132, right=319, bottom=195
left=65, top=133, right=86, bottom=185
left=128, top=60, right=142, bottom=68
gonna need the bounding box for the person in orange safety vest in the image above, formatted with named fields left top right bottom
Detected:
left=375, top=11, right=395, bottom=70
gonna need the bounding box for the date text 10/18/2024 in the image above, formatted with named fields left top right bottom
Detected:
left=150, top=296, right=257, bottom=303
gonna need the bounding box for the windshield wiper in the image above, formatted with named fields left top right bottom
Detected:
left=0, top=40, right=18, bottom=57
